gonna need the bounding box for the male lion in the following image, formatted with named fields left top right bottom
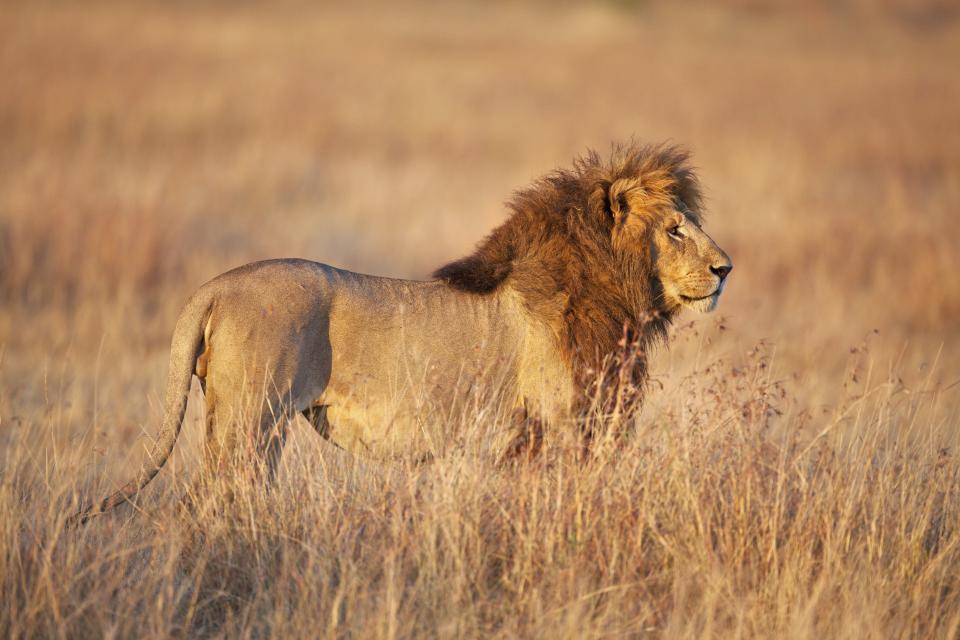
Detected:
left=69, top=142, right=731, bottom=525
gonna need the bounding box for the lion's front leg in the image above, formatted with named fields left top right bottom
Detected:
left=499, top=402, right=545, bottom=464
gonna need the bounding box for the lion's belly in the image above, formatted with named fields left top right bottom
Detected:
left=317, top=345, right=518, bottom=460
left=320, top=394, right=465, bottom=460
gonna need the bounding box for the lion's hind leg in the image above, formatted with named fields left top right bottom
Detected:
left=258, top=407, right=289, bottom=486
left=196, top=385, right=292, bottom=503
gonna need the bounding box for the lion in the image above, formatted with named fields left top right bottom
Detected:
left=68, top=142, right=732, bottom=525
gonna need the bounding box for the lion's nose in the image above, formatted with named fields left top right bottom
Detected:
left=711, top=263, right=732, bottom=281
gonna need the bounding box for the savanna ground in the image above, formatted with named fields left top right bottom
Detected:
left=2, top=1, right=959, bottom=637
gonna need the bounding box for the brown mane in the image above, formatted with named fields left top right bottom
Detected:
left=433, top=141, right=703, bottom=394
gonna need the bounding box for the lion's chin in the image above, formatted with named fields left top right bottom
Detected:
left=680, top=292, right=719, bottom=313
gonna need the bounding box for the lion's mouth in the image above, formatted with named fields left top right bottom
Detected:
left=679, top=279, right=725, bottom=304
left=678, top=288, right=721, bottom=313
left=680, top=292, right=717, bottom=303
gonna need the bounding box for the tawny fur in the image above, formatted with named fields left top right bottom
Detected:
left=68, top=141, right=732, bottom=527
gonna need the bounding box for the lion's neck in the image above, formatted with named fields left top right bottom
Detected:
left=503, top=252, right=672, bottom=381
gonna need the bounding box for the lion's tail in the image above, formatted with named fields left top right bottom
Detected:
left=67, top=291, right=214, bottom=528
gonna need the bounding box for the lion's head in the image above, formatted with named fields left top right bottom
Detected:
left=434, top=141, right=732, bottom=369
left=606, top=170, right=732, bottom=315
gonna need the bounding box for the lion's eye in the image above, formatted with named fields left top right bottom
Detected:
left=668, top=225, right=684, bottom=239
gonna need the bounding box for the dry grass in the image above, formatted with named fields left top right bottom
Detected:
left=1, top=1, right=959, bottom=638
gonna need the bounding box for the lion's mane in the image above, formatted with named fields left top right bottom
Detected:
left=433, top=142, right=703, bottom=391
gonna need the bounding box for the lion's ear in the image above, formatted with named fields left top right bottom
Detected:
left=608, top=177, right=642, bottom=224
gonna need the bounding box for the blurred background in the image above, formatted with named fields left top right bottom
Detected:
left=1, top=0, right=958, bottom=441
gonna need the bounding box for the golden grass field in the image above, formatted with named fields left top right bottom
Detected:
left=2, top=1, right=959, bottom=637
